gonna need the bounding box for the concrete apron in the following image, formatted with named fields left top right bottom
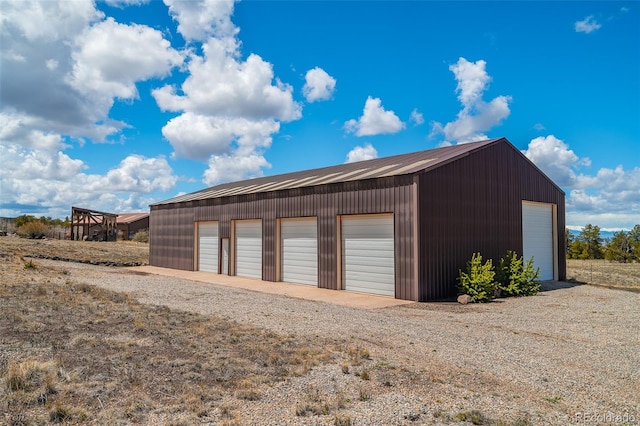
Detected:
left=128, top=266, right=415, bottom=310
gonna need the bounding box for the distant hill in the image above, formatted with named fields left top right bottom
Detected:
left=568, top=229, right=618, bottom=241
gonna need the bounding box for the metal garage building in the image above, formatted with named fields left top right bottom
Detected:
left=149, top=138, right=566, bottom=301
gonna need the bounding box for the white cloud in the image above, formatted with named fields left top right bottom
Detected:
left=345, top=143, right=378, bottom=164
left=522, top=135, right=640, bottom=229
left=69, top=18, right=183, bottom=101
left=533, top=123, right=546, bottom=131
left=431, top=58, right=511, bottom=144
left=0, top=0, right=103, bottom=42
left=164, top=0, right=237, bottom=42
left=410, top=109, right=424, bottom=126
left=0, top=139, right=176, bottom=216
left=303, top=67, right=336, bottom=102
left=203, top=153, right=270, bottom=185
left=154, top=39, right=300, bottom=122
left=161, top=113, right=279, bottom=161
left=0, top=0, right=182, bottom=142
left=575, top=15, right=602, bottom=33
left=153, top=3, right=302, bottom=185
left=344, top=96, right=405, bottom=137
left=522, top=135, right=590, bottom=187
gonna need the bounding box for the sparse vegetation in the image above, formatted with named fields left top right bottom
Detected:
left=0, top=243, right=339, bottom=424
left=17, top=220, right=49, bottom=239
left=132, top=230, right=149, bottom=243
left=1, top=236, right=635, bottom=424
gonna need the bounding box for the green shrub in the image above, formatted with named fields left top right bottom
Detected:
left=458, top=253, right=498, bottom=302
left=496, top=251, right=540, bottom=297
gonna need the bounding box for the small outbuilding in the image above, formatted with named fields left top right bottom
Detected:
left=149, top=138, right=565, bottom=301
left=117, top=213, right=150, bottom=240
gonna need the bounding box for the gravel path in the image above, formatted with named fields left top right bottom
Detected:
left=39, top=260, right=640, bottom=425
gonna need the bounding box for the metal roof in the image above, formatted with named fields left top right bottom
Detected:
left=153, top=138, right=504, bottom=206
left=117, top=213, right=150, bottom=224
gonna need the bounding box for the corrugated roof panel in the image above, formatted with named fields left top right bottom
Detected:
left=295, top=172, right=343, bottom=187
left=251, top=179, right=296, bottom=193
left=380, top=159, right=435, bottom=177
left=322, top=168, right=369, bottom=184
left=271, top=175, right=320, bottom=191
left=152, top=138, right=504, bottom=206
left=345, top=164, right=398, bottom=181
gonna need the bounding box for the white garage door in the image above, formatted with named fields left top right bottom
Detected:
left=198, top=222, right=218, bottom=273
left=235, top=220, right=262, bottom=279
left=341, top=215, right=395, bottom=296
left=281, top=218, right=317, bottom=285
left=522, top=202, right=554, bottom=281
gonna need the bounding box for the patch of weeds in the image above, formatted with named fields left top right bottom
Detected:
left=542, top=396, right=561, bottom=403
left=49, top=404, right=71, bottom=423
left=333, top=392, right=348, bottom=409
left=295, top=402, right=329, bottom=417
left=348, top=346, right=371, bottom=365
left=219, top=403, right=236, bottom=419
left=358, top=387, right=371, bottom=402
left=511, top=418, right=534, bottom=426
left=358, top=370, right=370, bottom=380
left=5, top=359, right=58, bottom=394
left=341, top=364, right=350, bottom=374
left=334, top=413, right=352, bottom=426
left=295, top=384, right=332, bottom=416
left=235, top=388, right=260, bottom=401
left=404, top=411, right=421, bottom=421
left=431, top=374, right=446, bottom=384
left=24, top=259, right=37, bottom=270
left=455, top=409, right=489, bottom=425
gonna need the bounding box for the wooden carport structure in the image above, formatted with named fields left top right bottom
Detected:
left=70, top=207, right=117, bottom=241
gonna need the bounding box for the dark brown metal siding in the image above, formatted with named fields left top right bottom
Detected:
left=150, top=175, right=418, bottom=300
left=417, top=141, right=566, bottom=301
left=149, top=205, right=195, bottom=270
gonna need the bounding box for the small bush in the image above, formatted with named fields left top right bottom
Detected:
left=132, top=230, right=149, bottom=243
left=24, top=259, right=38, bottom=270
left=458, top=253, right=498, bottom=302
left=496, top=251, right=540, bottom=297
left=455, top=409, right=487, bottom=425
left=334, top=414, right=352, bottom=426
left=17, top=221, right=48, bottom=239
left=49, top=405, right=71, bottom=423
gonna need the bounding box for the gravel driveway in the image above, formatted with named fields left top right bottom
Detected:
left=41, top=260, right=640, bottom=425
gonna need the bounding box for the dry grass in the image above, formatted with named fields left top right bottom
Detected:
left=2, top=237, right=637, bottom=424
left=0, top=236, right=148, bottom=266
left=0, top=237, right=338, bottom=424
left=566, top=259, right=640, bottom=290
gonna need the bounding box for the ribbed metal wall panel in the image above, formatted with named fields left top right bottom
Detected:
left=149, top=206, right=195, bottom=270
left=150, top=176, right=417, bottom=298
left=417, top=141, right=565, bottom=301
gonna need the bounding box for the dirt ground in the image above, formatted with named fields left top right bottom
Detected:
left=1, top=237, right=639, bottom=425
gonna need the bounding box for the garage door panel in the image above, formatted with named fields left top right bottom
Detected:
left=281, top=218, right=317, bottom=286
left=522, top=203, right=554, bottom=281
left=236, top=221, right=262, bottom=279
left=342, top=215, right=395, bottom=297
left=198, top=223, right=218, bottom=273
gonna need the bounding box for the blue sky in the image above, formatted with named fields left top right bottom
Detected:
left=1, top=0, right=638, bottom=230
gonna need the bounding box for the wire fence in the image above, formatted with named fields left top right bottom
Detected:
left=566, top=259, right=640, bottom=290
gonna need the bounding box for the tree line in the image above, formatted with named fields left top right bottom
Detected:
left=566, top=224, right=640, bottom=263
